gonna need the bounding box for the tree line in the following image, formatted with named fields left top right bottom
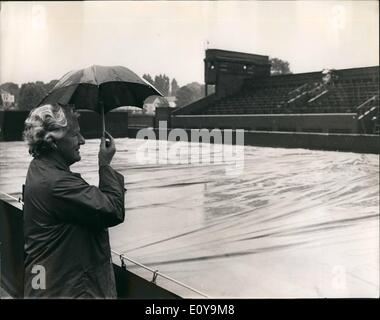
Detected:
left=0, top=58, right=291, bottom=111
left=0, top=80, right=58, bottom=111
left=142, top=73, right=210, bottom=108
left=0, top=75, right=206, bottom=110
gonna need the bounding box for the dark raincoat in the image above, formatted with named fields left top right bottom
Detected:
left=23, top=153, right=125, bottom=298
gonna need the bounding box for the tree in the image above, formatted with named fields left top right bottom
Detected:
left=186, top=82, right=205, bottom=99
left=269, top=57, right=292, bottom=75
left=154, top=74, right=170, bottom=96
left=175, top=86, right=194, bottom=107
left=143, top=74, right=154, bottom=86
left=164, top=75, right=170, bottom=95
left=18, top=82, right=47, bottom=110
left=175, top=82, right=205, bottom=107
left=170, top=78, right=179, bottom=96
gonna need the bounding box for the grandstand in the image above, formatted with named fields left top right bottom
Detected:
left=172, top=49, right=379, bottom=135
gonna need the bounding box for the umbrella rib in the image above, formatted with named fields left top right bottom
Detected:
left=91, top=66, right=102, bottom=108
left=91, top=65, right=96, bottom=84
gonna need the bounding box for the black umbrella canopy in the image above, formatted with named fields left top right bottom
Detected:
left=38, top=65, right=163, bottom=114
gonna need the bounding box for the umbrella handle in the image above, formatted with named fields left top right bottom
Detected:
left=100, top=103, right=106, bottom=138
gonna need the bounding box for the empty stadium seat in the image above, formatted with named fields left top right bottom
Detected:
left=198, top=69, right=379, bottom=116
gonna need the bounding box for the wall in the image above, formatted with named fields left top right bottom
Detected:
left=1, top=111, right=377, bottom=154
left=243, top=130, right=379, bottom=154
left=77, top=111, right=154, bottom=138
left=171, top=113, right=359, bottom=133
left=155, top=107, right=172, bottom=128
left=0, top=111, right=154, bottom=141
left=0, top=111, right=28, bottom=141
left=127, top=127, right=379, bottom=154
left=0, top=199, right=24, bottom=298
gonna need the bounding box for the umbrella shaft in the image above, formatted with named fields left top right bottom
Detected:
left=101, top=104, right=106, bottom=137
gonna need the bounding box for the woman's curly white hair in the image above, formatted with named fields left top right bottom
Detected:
left=23, top=104, right=79, bottom=157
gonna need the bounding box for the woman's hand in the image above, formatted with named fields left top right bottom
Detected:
left=99, top=131, right=116, bottom=166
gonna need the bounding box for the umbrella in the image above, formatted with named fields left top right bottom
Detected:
left=38, top=65, right=162, bottom=136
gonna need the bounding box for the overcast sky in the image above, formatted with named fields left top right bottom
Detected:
left=1, top=1, right=378, bottom=87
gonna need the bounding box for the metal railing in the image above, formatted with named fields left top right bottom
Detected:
left=308, top=90, right=329, bottom=103
left=0, top=191, right=23, bottom=205
left=356, top=95, right=378, bottom=113
left=111, top=249, right=209, bottom=298
left=287, top=83, right=308, bottom=97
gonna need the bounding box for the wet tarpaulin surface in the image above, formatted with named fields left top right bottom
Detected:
left=0, top=138, right=378, bottom=297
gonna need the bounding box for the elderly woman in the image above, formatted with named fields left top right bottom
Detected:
left=22, top=103, right=126, bottom=298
